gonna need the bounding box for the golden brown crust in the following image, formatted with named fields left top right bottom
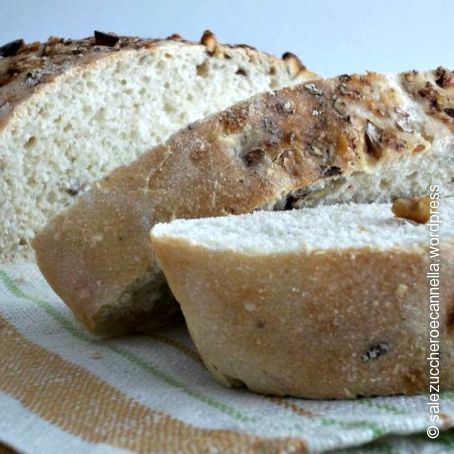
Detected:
left=151, top=237, right=454, bottom=398
left=0, top=30, right=316, bottom=130
left=33, top=68, right=454, bottom=335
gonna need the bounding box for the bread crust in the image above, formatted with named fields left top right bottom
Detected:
left=33, top=68, right=454, bottom=335
left=151, top=236, right=454, bottom=398
left=0, top=31, right=316, bottom=130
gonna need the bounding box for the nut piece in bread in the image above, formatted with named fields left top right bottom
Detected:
left=33, top=68, right=454, bottom=335
left=150, top=201, right=454, bottom=398
left=392, top=196, right=431, bottom=224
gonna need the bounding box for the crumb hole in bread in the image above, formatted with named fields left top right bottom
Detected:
left=235, top=68, right=247, bottom=77
left=94, top=108, right=105, bottom=124
left=23, top=136, right=37, bottom=150
left=270, top=78, right=279, bottom=89
left=18, top=237, right=27, bottom=246
left=38, top=107, right=49, bottom=119
left=164, top=102, right=176, bottom=114
left=46, top=190, right=57, bottom=204
left=379, top=179, right=391, bottom=190
left=196, top=61, right=209, bottom=78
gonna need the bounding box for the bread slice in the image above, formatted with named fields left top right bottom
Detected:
left=0, top=31, right=316, bottom=262
left=33, top=68, right=454, bottom=336
left=150, top=198, right=454, bottom=398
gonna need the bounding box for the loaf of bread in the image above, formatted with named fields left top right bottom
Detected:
left=33, top=68, right=454, bottom=335
left=150, top=198, right=454, bottom=398
left=0, top=31, right=315, bottom=262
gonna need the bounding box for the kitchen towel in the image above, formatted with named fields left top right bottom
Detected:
left=0, top=263, right=453, bottom=453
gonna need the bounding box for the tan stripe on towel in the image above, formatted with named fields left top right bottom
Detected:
left=0, top=316, right=307, bottom=453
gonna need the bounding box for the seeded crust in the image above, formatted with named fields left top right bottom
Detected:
left=33, top=68, right=454, bottom=335
left=0, top=30, right=316, bottom=130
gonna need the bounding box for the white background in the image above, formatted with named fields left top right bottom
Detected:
left=0, top=0, right=453, bottom=77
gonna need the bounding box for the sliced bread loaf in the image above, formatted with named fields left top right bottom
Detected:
left=151, top=198, right=454, bottom=398
left=33, top=68, right=454, bottom=335
left=0, top=31, right=315, bottom=262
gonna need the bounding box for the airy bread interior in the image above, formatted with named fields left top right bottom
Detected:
left=152, top=198, right=454, bottom=254
left=278, top=138, right=454, bottom=209
left=1, top=42, right=306, bottom=262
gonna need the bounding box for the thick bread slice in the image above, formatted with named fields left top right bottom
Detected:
left=151, top=199, right=454, bottom=399
left=0, top=31, right=315, bottom=262
left=33, top=68, right=454, bottom=336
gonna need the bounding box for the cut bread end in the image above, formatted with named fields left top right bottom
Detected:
left=1, top=36, right=314, bottom=262
left=152, top=198, right=454, bottom=254
left=151, top=199, right=454, bottom=398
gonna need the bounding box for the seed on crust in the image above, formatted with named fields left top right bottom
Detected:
left=445, top=108, right=454, bottom=119
left=94, top=31, right=120, bottom=47
left=244, top=149, right=265, bottom=166
left=362, top=343, right=390, bottom=363
left=396, top=117, right=414, bottom=133
left=282, top=52, right=306, bottom=78
left=276, top=149, right=303, bottom=176
left=277, top=101, right=295, bottom=114
left=200, top=30, right=217, bottom=55
left=435, top=67, right=454, bottom=89
left=320, top=165, right=342, bottom=177
left=338, top=83, right=361, bottom=99
left=303, top=82, right=324, bottom=96
left=167, top=33, right=183, bottom=41
left=365, top=121, right=384, bottom=159
left=0, top=39, right=24, bottom=57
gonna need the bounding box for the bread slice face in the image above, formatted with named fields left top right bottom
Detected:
left=33, top=68, right=454, bottom=336
left=0, top=32, right=315, bottom=262
left=151, top=199, right=454, bottom=398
